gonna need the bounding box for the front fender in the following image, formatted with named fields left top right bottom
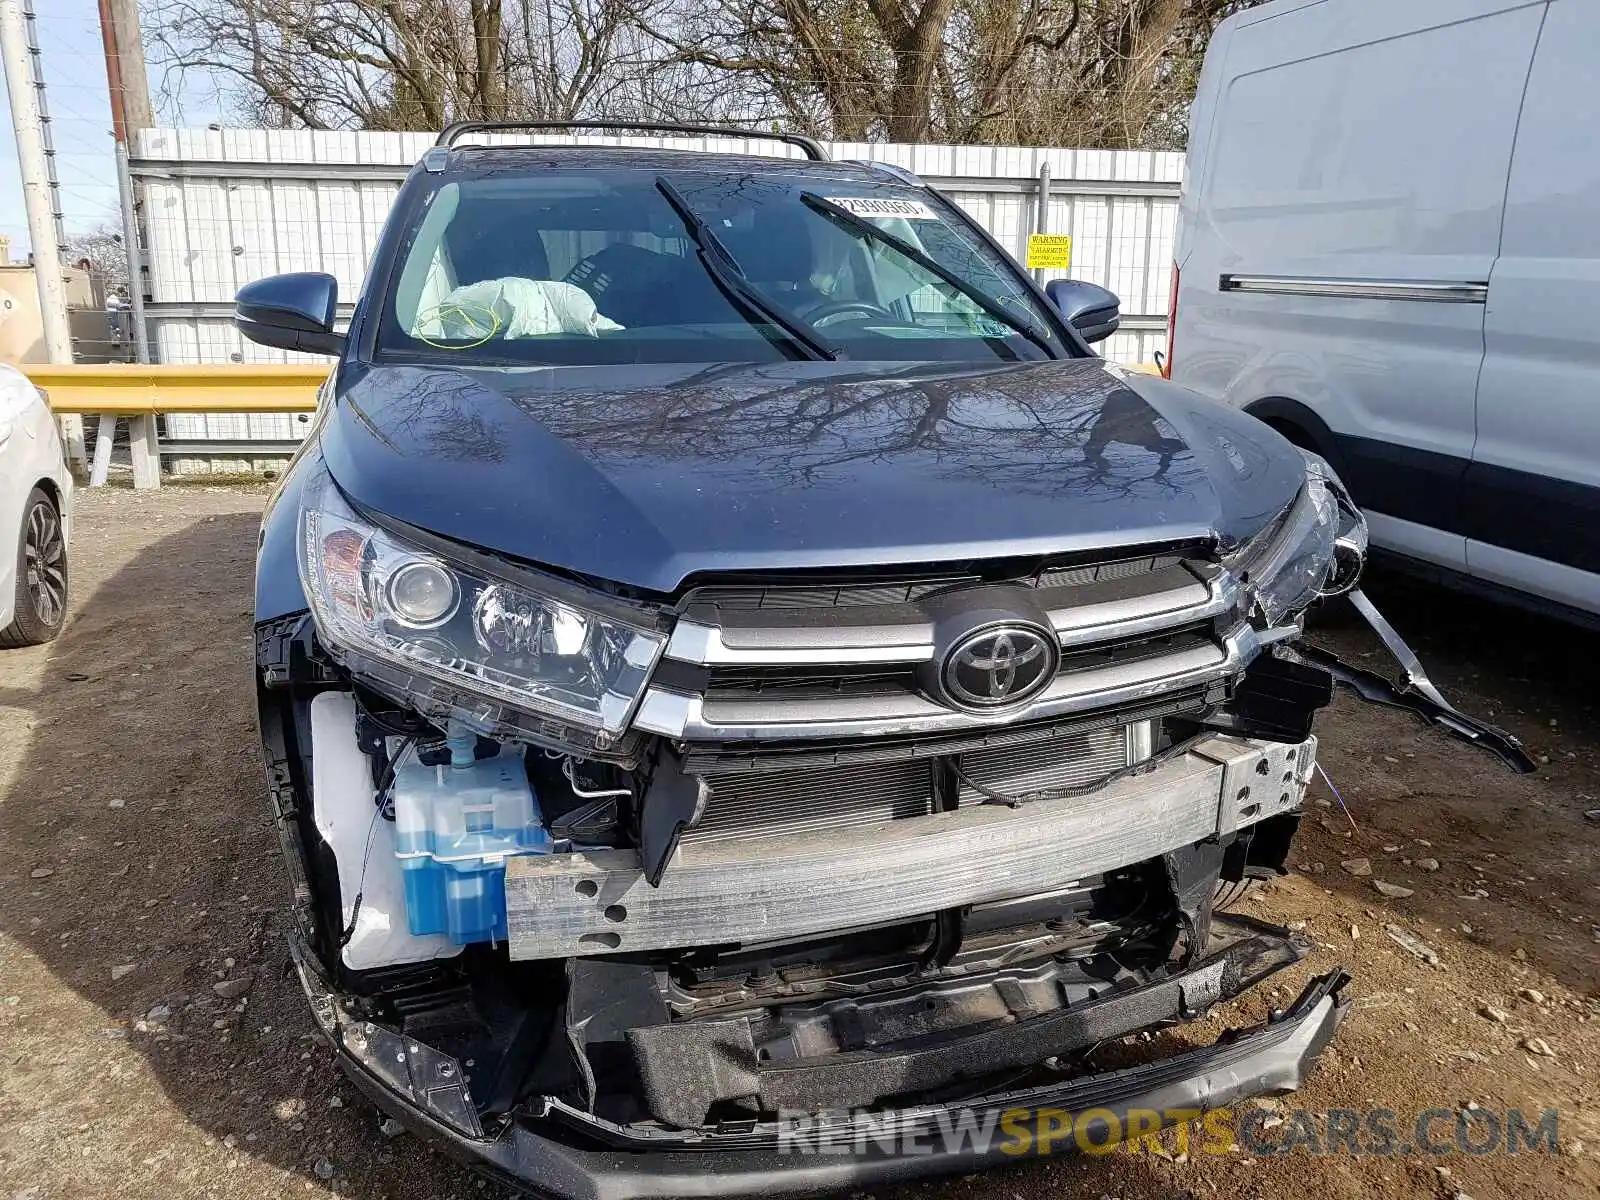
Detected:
left=255, top=450, right=317, bottom=622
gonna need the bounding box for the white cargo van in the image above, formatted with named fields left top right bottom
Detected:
left=1169, top=0, right=1600, bottom=623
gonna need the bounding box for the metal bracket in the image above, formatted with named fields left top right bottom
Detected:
left=285, top=935, right=484, bottom=1139
left=636, top=747, right=708, bottom=887
left=1292, top=589, right=1535, bottom=773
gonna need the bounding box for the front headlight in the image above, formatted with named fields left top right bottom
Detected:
left=297, top=470, right=665, bottom=743
left=1232, top=453, right=1366, bottom=624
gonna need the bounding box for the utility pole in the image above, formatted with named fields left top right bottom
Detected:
left=98, top=0, right=152, bottom=362
left=97, top=0, right=159, bottom=487
left=104, top=0, right=152, bottom=132
left=94, top=1, right=157, bottom=489
left=0, top=0, right=83, bottom=466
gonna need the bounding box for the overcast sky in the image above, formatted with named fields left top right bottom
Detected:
left=0, top=0, right=225, bottom=257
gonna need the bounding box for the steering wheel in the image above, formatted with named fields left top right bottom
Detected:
left=804, top=300, right=896, bottom=329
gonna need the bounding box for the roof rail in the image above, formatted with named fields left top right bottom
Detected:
left=435, top=120, right=829, bottom=161
left=842, top=159, right=924, bottom=187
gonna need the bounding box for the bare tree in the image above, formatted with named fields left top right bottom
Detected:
left=63, top=225, right=130, bottom=296
left=646, top=0, right=1263, bottom=146
left=149, top=0, right=692, bottom=130
left=509, top=0, right=645, bottom=119
left=149, top=0, right=496, bottom=129
left=148, top=0, right=1261, bottom=147
left=643, top=0, right=962, bottom=140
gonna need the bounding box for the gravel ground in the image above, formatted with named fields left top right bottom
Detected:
left=1, top=485, right=1597, bottom=1200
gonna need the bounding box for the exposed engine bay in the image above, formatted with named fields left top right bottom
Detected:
left=259, top=597, right=1363, bottom=1135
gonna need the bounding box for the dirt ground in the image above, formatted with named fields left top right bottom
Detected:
left=1, top=485, right=1597, bottom=1200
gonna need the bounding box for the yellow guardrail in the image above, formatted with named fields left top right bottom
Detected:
left=22, top=363, right=326, bottom=415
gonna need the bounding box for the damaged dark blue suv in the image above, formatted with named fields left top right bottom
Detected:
left=239, top=122, right=1528, bottom=1197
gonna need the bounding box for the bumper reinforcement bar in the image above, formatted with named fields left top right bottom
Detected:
left=504, top=735, right=1315, bottom=959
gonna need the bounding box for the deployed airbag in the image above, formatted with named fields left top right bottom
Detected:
left=435, top=277, right=623, bottom=339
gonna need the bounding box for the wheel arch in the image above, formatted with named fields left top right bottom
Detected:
left=0, top=478, right=68, bottom=647
left=1242, top=397, right=1349, bottom=477
left=31, top=476, right=64, bottom=513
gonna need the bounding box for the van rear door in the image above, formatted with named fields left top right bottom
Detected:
left=1468, top=0, right=1600, bottom=616
left=1171, top=0, right=1544, bottom=574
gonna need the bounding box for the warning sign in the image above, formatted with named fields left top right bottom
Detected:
left=1026, top=234, right=1073, bottom=270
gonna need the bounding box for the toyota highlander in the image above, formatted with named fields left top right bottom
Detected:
left=240, top=122, right=1528, bottom=1198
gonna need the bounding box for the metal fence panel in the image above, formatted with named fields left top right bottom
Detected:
left=132, top=129, right=1180, bottom=471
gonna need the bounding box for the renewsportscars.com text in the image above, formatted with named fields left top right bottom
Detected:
left=775, top=1106, right=1560, bottom=1158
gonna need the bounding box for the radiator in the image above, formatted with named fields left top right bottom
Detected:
left=683, top=723, right=1139, bottom=844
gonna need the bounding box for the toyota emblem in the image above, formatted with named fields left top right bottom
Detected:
left=939, top=624, right=1059, bottom=710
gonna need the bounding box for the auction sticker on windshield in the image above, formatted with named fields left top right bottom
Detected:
left=824, top=196, right=939, bottom=220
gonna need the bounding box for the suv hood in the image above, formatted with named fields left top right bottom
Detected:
left=320, top=358, right=1306, bottom=594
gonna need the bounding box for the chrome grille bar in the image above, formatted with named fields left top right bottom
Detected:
left=662, top=568, right=1238, bottom=667
left=664, top=617, right=934, bottom=666
left=635, top=624, right=1260, bottom=741
left=1053, top=571, right=1235, bottom=647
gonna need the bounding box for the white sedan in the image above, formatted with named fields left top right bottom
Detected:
left=0, top=364, right=71, bottom=646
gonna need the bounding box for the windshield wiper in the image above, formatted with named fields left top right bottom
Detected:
left=654, top=177, right=839, bottom=361
left=800, top=192, right=1059, bottom=359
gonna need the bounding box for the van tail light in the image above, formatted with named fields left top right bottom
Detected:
left=1162, top=263, right=1179, bottom=378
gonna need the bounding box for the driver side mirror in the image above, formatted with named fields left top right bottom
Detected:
left=1045, top=280, right=1121, bottom=344
left=235, top=272, right=346, bottom=356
